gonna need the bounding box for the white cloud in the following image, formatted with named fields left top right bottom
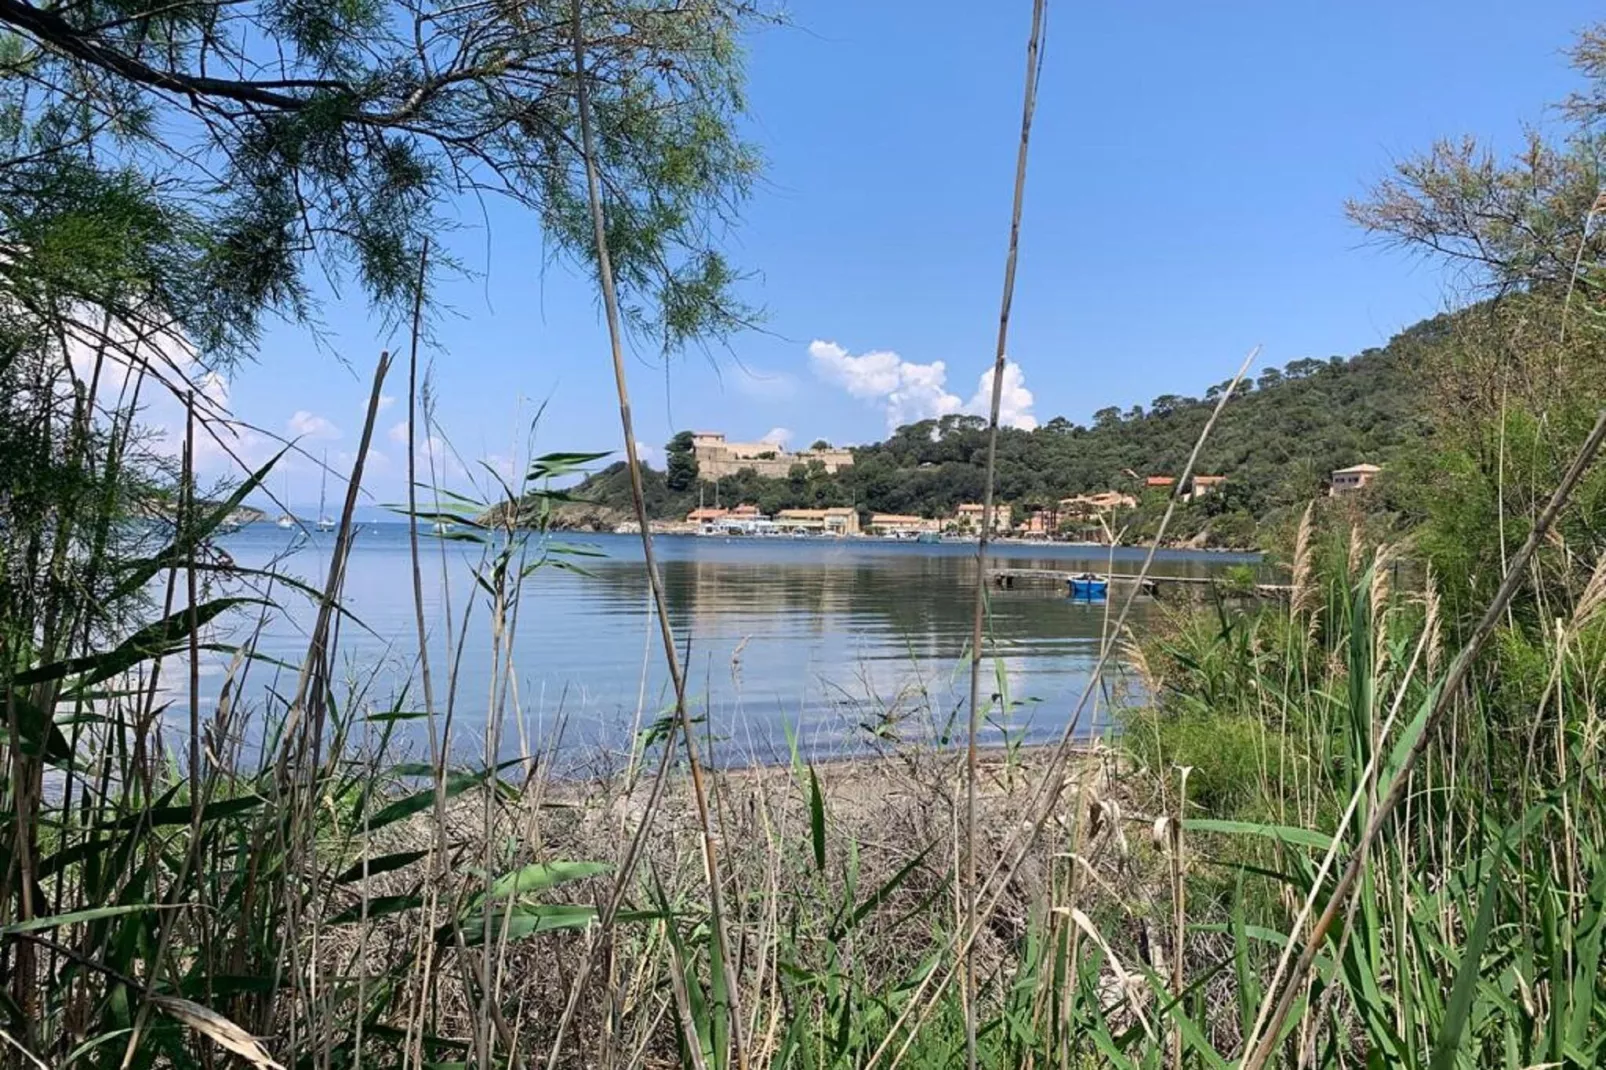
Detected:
left=969, top=362, right=1037, bottom=431
left=483, top=452, right=518, bottom=480
left=382, top=424, right=463, bottom=476
left=808, top=340, right=1036, bottom=432
left=421, top=435, right=464, bottom=478
left=760, top=427, right=792, bottom=447
left=161, top=418, right=275, bottom=478
left=197, top=370, right=230, bottom=410
left=377, top=394, right=397, bottom=411
left=288, top=410, right=340, bottom=440
left=808, top=340, right=961, bottom=431
left=335, top=447, right=390, bottom=475
left=60, top=322, right=267, bottom=477
left=61, top=318, right=240, bottom=437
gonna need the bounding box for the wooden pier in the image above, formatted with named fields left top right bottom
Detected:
left=986, top=567, right=1291, bottom=597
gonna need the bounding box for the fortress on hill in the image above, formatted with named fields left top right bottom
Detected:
left=690, top=432, right=854, bottom=480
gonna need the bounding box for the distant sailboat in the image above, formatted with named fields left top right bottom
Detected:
left=276, top=473, right=295, bottom=528
left=315, top=451, right=336, bottom=531
left=431, top=519, right=456, bottom=535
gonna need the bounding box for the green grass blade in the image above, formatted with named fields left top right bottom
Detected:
left=485, top=861, right=611, bottom=900
left=334, top=849, right=431, bottom=884
left=1, top=903, right=164, bottom=935
left=16, top=598, right=267, bottom=689
left=1182, top=817, right=1335, bottom=851
left=1428, top=839, right=1505, bottom=1070
left=1565, top=853, right=1606, bottom=1052
left=809, top=765, right=826, bottom=872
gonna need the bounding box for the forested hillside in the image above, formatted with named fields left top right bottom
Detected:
left=563, top=314, right=1440, bottom=543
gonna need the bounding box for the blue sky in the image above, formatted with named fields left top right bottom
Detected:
left=205, top=0, right=1601, bottom=510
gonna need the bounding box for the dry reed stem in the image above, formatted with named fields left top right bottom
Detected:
left=1169, top=765, right=1191, bottom=1070
left=396, top=241, right=508, bottom=1070
left=965, top=4, right=1046, bottom=1066
left=1289, top=502, right=1316, bottom=619
left=557, top=5, right=745, bottom=1067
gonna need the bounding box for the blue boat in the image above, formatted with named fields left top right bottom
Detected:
left=1067, top=573, right=1109, bottom=600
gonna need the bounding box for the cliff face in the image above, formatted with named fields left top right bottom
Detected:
left=135, top=499, right=264, bottom=526
left=479, top=498, right=635, bottom=531
left=548, top=502, right=633, bottom=531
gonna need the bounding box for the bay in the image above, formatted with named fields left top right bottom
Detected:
left=203, top=525, right=1260, bottom=765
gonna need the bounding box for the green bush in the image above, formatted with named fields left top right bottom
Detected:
left=1124, top=708, right=1276, bottom=818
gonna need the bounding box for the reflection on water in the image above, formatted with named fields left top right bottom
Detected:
left=210, top=527, right=1259, bottom=763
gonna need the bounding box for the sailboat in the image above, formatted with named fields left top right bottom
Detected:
left=275, top=473, right=295, bottom=528
left=315, top=451, right=336, bottom=531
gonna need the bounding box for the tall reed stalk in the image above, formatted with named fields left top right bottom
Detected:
left=555, top=5, right=745, bottom=1069
left=964, top=5, right=1045, bottom=1067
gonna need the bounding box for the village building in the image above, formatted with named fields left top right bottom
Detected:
left=1058, top=491, right=1136, bottom=518
left=1330, top=463, right=1382, bottom=494
left=686, top=503, right=776, bottom=534
left=952, top=502, right=1013, bottom=533
left=776, top=507, right=860, bottom=536
left=868, top=513, right=939, bottom=536
left=685, top=503, right=763, bottom=522
left=690, top=432, right=854, bottom=480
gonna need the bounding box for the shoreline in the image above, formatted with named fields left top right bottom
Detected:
left=227, top=520, right=1270, bottom=557
left=566, top=525, right=1267, bottom=556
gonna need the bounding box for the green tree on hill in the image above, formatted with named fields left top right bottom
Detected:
left=665, top=431, right=700, bottom=491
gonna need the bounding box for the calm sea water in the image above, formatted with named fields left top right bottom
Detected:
left=201, top=525, right=1259, bottom=764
